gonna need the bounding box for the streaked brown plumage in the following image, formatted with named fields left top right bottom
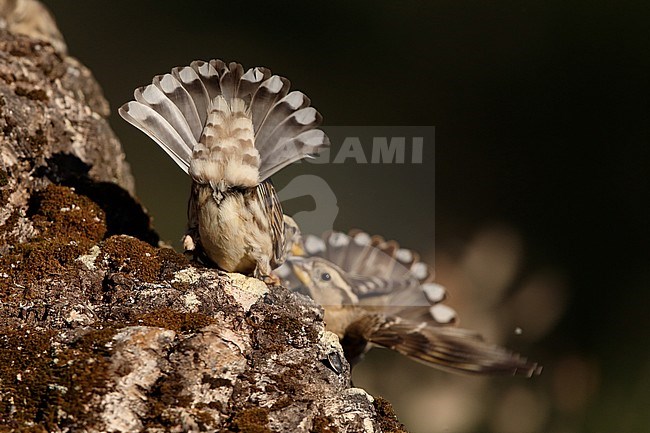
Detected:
left=275, top=230, right=542, bottom=377
left=120, top=59, right=329, bottom=278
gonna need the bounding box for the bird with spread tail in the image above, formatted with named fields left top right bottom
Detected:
left=275, top=230, right=542, bottom=377
left=119, top=59, right=329, bottom=279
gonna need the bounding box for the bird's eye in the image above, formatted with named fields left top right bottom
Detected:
left=320, top=272, right=331, bottom=281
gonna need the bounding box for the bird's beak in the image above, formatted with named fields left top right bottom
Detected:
left=288, top=257, right=312, bottom=287
left=291, top=242, right=306, bottom=257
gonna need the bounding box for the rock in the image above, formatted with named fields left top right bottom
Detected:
left=0, top=4, right=406, bottom=432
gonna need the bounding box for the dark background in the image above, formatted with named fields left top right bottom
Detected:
left=41, top=1, right=649, bottom=432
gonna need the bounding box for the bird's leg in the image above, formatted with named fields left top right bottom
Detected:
left=261, top=273, right=282, bottom=286
left=182, top=232, right=197, bottom=253
left=184, top=182, right=202, bottom=258
left=254, top=259, right=281, bottom=286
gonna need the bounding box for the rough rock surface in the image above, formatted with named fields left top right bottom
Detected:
left=0, top=12, right=407, bottom=433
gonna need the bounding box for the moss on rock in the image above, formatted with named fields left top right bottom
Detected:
left=30, top=184, right=106, bottom=244
left=133, top=308, right=215, bottom=333
left=102, top=235, right=161, bottom=282
left=373, top=397, right=408, bottom=433
left=230, top=407, right=272, bottom=433
left=0, top=326, right=117, bottom=431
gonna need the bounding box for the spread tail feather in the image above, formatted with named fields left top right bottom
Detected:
left=119, top=101, right=192, bottom=173
left=119, top=59, right=329, bottom=182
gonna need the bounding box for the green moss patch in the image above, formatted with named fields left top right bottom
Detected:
left=0, top=329, right=56, bottom=430
left=156, top=247, right=190, bottom=280
left=0, top=185, right=177, bottom=308
left=0, top=186, right=109, bottom=315
left=102, top=235, right=161, bottom=282
left=0, top=210, right=19, bottom=243
left=230, top=407, right=271, bottom=433
left=30, top=184, right=106, bottom=244
left=133, top=308, right=215, bottom=333
left=11, top=239, right=85, bottom=282
left=0, top=326, right=117, bottom=431
left=0, top=237, right=89, bottom=299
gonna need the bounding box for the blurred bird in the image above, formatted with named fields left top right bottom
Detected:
left=275, top=230, right=542, bottom=376
left=120, top=59, right=329, bottom=279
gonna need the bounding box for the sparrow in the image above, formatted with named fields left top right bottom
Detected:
left=275, top=230, right=542, bottom=377
left=119, top=59, right=329, bottom=279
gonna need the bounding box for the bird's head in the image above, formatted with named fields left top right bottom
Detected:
left=287, top=256, right=359, bottom=307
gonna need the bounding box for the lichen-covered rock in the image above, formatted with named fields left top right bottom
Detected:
left=0, top=4, right=406, bottom=432
left=0, top=26, right=154, bottom=252
left=0, top=263, right=385, bottom=432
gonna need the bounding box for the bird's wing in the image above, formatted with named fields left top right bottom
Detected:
left=349, top=314, right=541, bottom=377
left=302, top=230, right=458, bottom=326
left=256, top=180, right=285, bottom=268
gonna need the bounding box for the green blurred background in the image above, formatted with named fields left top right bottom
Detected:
left=40, top=1, right=649, bottom=432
